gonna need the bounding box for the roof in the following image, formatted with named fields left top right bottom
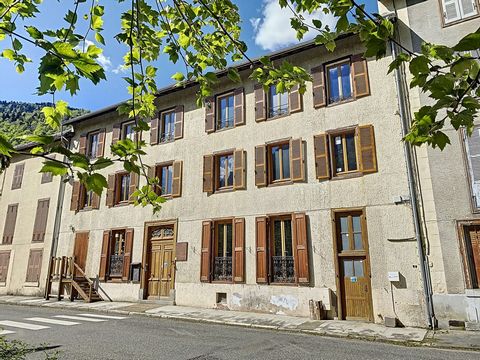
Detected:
left=64, top=33, right=354, bottom=126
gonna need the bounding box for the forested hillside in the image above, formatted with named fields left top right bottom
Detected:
left=0, top=100, right=88, bottom=145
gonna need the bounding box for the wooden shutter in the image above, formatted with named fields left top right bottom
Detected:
left=0, top=251, right=10, bottom=282
left=233, top=87, right=245, bottom=126
left=122, top=228, right=134, bottom=281
left=468, top=227, right=480, bottom=287
left=26, top=250, right=43, bottom=283
left=312, top=65, right=326, bottom=108
left=150, top=117, right=159, bottom=145
left=11, top=163, right=24, bottom=190
left=205, top=96, right=215, bottom=133
left=106, top=174, right=115, bottom=207
left=357, top=125, right=377, bottom=174
left=200, top=221, right=212, bottom=282
left=233, top=218, right=245, bottom=283
left=292, top=213, right=310, bottom=285
left=174, top=105, right=184, bottom=140
left=129, top=172, right=139, bottom=202
left=99, top=230, right=111, bottom=281
left=70, top=181, right=81, bottom=211
left=254, top=84, right=266, bottom=122
left=112, top=123, right=121, bottom=144
left=172, top=161, right=183, bottom=198
left=290, top=138, right=304, bottom=182
left=352, top=55, right=370, bottom=99
left=203, top=155, right=214, bottom=193
left=256, top=216, right=268, bottom=284
left=233, top=149, right=246, bottom=190
left=97, top=129, right=106, bottom=157
left=79, top=134, right=87, bottom=155
left=2, top=204, right=18, bottom=244
left=314, top=134, right=330, bottom=180
left=91, top=192, right=100, bottom=209
left=289, top=84, right=303, bottom=113
left=255, top=145, right=267, bottom=187
left=41, top=155, right=55, bottom=184
left=32, top=199, right=50, bottom=242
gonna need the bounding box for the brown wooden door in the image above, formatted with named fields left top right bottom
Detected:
left=73, top=232, right=89, bottom=276
left=147, top=239, right=174, bottom=299
left=466, top=225, right=480, bottom=287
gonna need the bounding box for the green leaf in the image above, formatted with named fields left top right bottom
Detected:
left=453, top=31, right=480, bottom=51
left=95, top=32, right=105, bottom=45
left=23, top=135, right=55, bottom=145
left=409, top=55, right=430, bottom=76
left=171, top=72, right=184, bottom=81
left=85, top=173, right=108, bottom=195
left=0, top=133, right=14, bottom=156
left=2, top=49, right=15, bottom=60
left=91, top=157, right=114, bottom=170
left=40, top=160, right=68, bottom=176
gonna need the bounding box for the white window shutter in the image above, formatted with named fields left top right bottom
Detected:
left=459, top=0, right=478, bottom=18
left=443, top=0, right=461, bottom=23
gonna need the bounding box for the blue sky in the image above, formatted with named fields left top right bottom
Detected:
left=0, top=0, right=378, bottom=111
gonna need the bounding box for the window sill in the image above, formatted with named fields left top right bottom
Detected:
left=267, top=112, right=290, bottom=122
left=79, top=207, right=95, bottom=212
left=443, top=14, right=480, bottom=28
left=214, top=187, right=234, bottom=194
left=24, top=281, right=39, bottom=287
left=211, top=280, right=233, bottom=284
left=213, top=125, right=235, bottom=133
left=268, top=180, right=293, bottom=187
left=114, top=201, right=131, bottom=207
left=331, top=172, right=363, bottom=181
left=327, top=97, right=355, bottom=108
left=268, top=282, right=298, bottom=287
left=0, top=282, right=6, bottom=287
left=158, top=139, right=175, bottom=145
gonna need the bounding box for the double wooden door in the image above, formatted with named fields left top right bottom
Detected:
left=146, top=238, right=174, bottom=299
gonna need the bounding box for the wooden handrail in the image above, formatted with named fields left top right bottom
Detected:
left=72, top=262, right=93, bottom=286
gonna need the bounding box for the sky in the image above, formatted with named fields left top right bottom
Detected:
left=0, top=0, right=378, bottom=111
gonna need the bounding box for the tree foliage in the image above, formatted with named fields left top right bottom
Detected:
left=0, top=0, right=478, bottom=213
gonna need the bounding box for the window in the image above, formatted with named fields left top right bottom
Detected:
left=205, top=89, right=244, bottom=133
left=441, top=0, right=478, bottom=25
left=203, top=151, right=245, bottom=193
left=99, top=228, right=134, bottom=281
left=255, top=213, right=309, bottom=285
left=269, top=142, right=291, bottom=183
left=2, top=204, right=18, bottom=244
left=464, top=126, right=480, bottom=211
left=106, top=172, right=138, bottom=207
left=70, top=182, right=99, bottom=211
left=0, top=251, right=10, bottom=283
left=109, top=229, right=126, bottom=278
left=117, top=173, right=131, bottom=203
left=327, top=61, right=353, bottom=104
left=32, top=198, right=50, bottom=242
left=80, top=130, right=104, bottom=159
left=41, top=155, right=55, bottom=184
left=160, top=110, right=175, bottom=143
left=87, top=132, right=101, bottom=159
left=11, top=163, right=24, bottom=190
left=337, top=213, right=364, bottom=252
left=26, top=249, right=43, bottom=283
left=217, top=93, right=235, bottom=130
left=268, top=85, right=289, bottom=118
left=213, top=222, right=233, bottom=281
left=217, top=153, right=234, bottom=190
left=332, top=131, right=358, bottom=175
left=82, top=187, right=95, bottom=209
left=122, top=121, right=136, bottom=141
left=150, top=161, right=183, bottom=198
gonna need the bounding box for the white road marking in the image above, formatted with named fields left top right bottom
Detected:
left=0, top=320, right=49, bottom=330
left=26, top=317, right=80, bottom=326
left=0, top=329, right=15, bottom=335
left=54, top=315, right=106, bottom=322
left=76, top=313, right=126, bottom=320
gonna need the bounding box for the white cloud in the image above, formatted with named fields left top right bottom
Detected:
left=77, top=40, right=112, bottom=71
left=252, top=0, right=337, bottom=51
left=112, top=64, right=129, bottom=75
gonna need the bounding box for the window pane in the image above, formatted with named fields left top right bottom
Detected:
left=227, top=155, right=234, bottom=186
left=282, top=144, right=290, bottom=179
left=280, top=92, right=289, bottom=115
left=343, top=260, right=354, bottom=277
left=352, top=216, right=361, bottom=232
left=346, top=133, right=357, bottom=171
left=354, top=259, right=364, bottom=277
left=273, top=220, right=282, bottom=256
left=340, top=63, right=352, bottom=99
left=217, top=224, right=224, bottom=257
left=121, top=174, right=130, bottom=201
left=284, top=220, right=293, bottom=256
left=220, top=97, right=227, bottom=129
left=219, top=156, right=226, bottom=188
left=227, top=95, right=234, bottom=126
left=340, top=216, right=348, bottom=233
left=124, top=123, right=135, bottom=141
left=271, top=146, right=281, bottom=181
left=167, top=166, right=173, bottom=194
left=89, top=133, right=99, bottom=158
left=334, top=136, right=345, bottom=173
left=226, top=223, right=233, bottom=256
left=340, top=216, right=349, bottom=251
left=328, top=67, right=340, bottom=103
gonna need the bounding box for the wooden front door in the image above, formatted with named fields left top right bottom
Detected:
left=334, top=210, right=373, bottom=321
left=73, top=232, right=89, bottom=276
left=465, top=225, right=480, bottom=287
left=146, top=226, right=175, bottom=299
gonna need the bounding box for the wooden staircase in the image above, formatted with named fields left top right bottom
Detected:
left=45, top=256, right=103, bottom=303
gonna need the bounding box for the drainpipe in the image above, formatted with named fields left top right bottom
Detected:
left=389, top=39, right=436, bottom=329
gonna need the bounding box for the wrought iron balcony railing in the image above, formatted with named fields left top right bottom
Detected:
left=268, top=105, right=289, bottom=118
left=272, top=256, right=295, bottom=283
left=109, top=255, right=124, bottom=277
left=213, top=256, right=232, bottom=281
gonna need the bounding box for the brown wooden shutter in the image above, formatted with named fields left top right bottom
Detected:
left=129, top=172, right=139, bottom=202
left=122, top=228, right=134, bottom=281
left=290, top=138, right=304, bottom=182
left=292, top=213, right=310, bottom=285
left=352, top=54, right=370, bottom=98
left=205, top=96, right=215, bottom=133
left=147, top=165, right=160, bottom=195
left=233, top=149, right=246, bottom=190
left=203, top=155, right=214, bottom=193
left=233, top=87, right=245, bottom=126
left=174, top=105, right=184, bottom=140
left=41, top=155, right=55, bottom=184
left=26, top=249, right=43, bottom=283
left=469, top=227, right=480, bottom=287
left=112, top=123, right=121, bottom=145
left=256, top=216, right=268, bottom=284
left=255, top=145, right=267, bottom=187
left=233, top=218, right=245, bottom=283
left=357, top=125, right=377, bottom=174
left=200, top=221, right=212, bottom=282
left=314, top=134, right=330, bottom=180
left=99, top=230, right=111, bottom=281
left=97, top=129, right=106, bottom=158
left=0, top=251, right=11, bottom=282
left=289, top=84, right=303, bottom=113
left=150, top=117, right=159, bottom=145
left=91, top=192, right=100, bottom=209
left=70, top=181, right=81, bottom=211
left=32, top=199, right=50, bottom=242
left=106, top=174, right=115, bottom=207
left=172, top=161, right=183, bottom=198
left=79, top=134, right=87, bottom=155
left=312, top=65, right=326, bottom=108
left=11, top=163, right=24, bottom=190
left=254, top=84, right=266, bottom=122
left=2, top=204, right=18, bottom=245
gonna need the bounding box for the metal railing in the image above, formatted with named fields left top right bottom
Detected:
left=109, top=255, right=124, bottom=277
left=160, top=132, right=175, bottom=143
left=213, top=256, right=232, bottom=281
left=216, top=117, right=234, bottom=130
left=272, top=256, right=295, bottom=283
left=268, top=105, right=289, bottom=118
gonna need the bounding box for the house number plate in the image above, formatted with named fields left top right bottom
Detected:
left=350, top=277, right=357, bottom=283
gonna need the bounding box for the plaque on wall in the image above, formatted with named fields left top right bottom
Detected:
left=176, top=242, right=188, bottom=262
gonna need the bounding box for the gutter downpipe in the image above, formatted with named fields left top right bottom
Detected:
left=390, top=39, right=436, bottom=329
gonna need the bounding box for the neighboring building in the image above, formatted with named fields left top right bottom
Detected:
left=379, top=0, right=480, bottom=328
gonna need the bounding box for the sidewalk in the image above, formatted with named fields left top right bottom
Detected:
left=0, top=295, right=478, bottom=351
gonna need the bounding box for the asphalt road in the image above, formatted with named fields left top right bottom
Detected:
left=0, top=304, right=477, bottom=360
